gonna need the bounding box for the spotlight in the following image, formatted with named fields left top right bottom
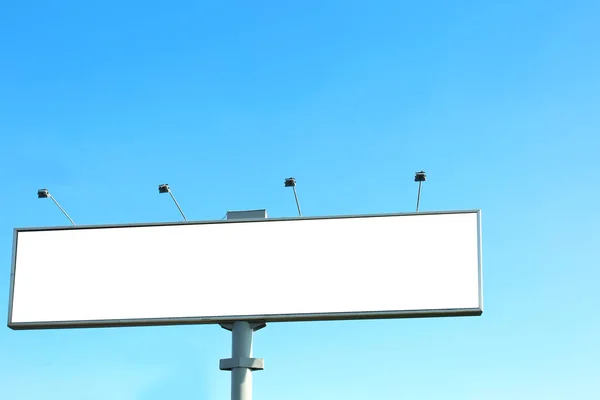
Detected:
left=158, top=183, right=187, bottom=221
left=37, top=188, right=75, bottom=225
left=284, top=177, right=302, bottom=217
left=414, top=171, right=426, bottom=212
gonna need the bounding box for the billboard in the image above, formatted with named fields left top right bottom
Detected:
left=7, top=210, right=482, bottom=329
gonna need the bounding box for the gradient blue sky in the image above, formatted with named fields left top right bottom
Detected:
left=1, top=1, right=599, bottom=399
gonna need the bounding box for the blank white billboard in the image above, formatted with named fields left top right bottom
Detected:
left=8, top=210, right=482, bottom=329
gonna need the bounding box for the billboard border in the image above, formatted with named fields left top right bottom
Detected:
left=11, top=209, right=481, bottom=233
left=7, top=228, right=18, bottom=329
left=477, top=210, right=484, bottom=313
left=8, top=209, right=483, bottom=330
left=9, top=307, right=482, bottom=330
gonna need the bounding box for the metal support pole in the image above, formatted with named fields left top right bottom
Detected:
left=49, top=195, right=76, bottom=225
left=416, top=181, right=422, bottom=212
left=292, top=186, right=302, bottom=217
left=220, top=322, right=266, bottom=400
left=168, top=191, right=187, bottom=221
left=232, top=322, right=252, bottom=400
left=220, top=209, right=267, bottom=400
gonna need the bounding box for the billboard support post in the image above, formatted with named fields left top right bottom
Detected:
left=220, top=321, right=266, bottom=400
left=219, top=209, right=268, bottom=400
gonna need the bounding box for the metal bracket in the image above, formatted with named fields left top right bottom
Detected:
left=219, top=357, right=265, bottom=371
left=220, top=322, right=266, bottom=332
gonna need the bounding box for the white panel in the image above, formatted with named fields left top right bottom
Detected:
left=9, top=211, right=481, bottom=327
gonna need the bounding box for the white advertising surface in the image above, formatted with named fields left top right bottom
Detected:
left=8, top=211, right=482, bottom=329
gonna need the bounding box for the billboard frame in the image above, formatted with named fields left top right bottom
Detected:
left=7, top=209, right=483, bottom=330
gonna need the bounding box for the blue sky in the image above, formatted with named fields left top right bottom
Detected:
left=1, top=1, right=599, bottom=398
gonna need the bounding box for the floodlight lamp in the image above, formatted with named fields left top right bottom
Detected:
left=158, top=184, right=170, bottom=194
left=36, top=188, right=76, bottom=225
left=284, top=178, right=296, bottom=187
left=284, top=177, right=302, bottom=217
left=414, top=171, right=426, bottom=182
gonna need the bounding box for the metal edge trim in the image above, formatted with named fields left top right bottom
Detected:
left=13, top=209, right=482, bottom=232
left=8, top=308, right=483, bottom=330
left=477, top=210, right=483, bottom=313
left=7, top=229, right=18, bottom=326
